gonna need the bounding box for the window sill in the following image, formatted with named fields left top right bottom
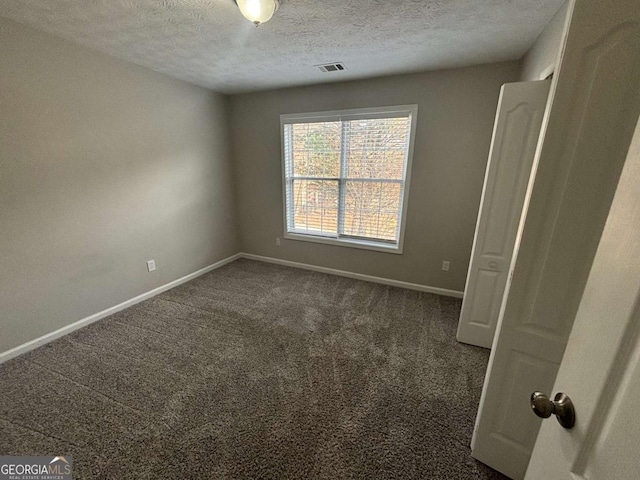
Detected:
left=284, top=232, right=403, bottom=254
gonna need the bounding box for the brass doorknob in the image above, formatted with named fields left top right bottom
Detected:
left=530, top=391, right=576, bottom=429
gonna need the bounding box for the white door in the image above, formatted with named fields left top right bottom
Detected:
left=525, top=114, right=640, bottom=479
left=472, top=0, right=640, bottom=478
left=457, top=80, right=550, bottom=349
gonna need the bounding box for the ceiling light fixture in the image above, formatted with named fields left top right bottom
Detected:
left=235, top=0, right=280, bottom=26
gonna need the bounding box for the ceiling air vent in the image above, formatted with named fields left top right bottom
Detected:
left=316, top=62, right=347, bottom=73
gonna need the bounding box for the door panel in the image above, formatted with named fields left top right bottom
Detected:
left=457, top=80, right=550, bottom=349
left=466, top=269, right=501, bottom=327
left=492, top=350, right=556, bottom=450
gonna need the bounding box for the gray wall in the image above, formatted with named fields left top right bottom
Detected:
left=0, top=17, right=239, bottom=353
left=520, top=2, right=569, bottom=81
left=229, top=62, right=520, bottom=291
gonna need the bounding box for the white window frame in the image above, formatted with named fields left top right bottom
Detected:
left=280, top=105, right=418, bottom=254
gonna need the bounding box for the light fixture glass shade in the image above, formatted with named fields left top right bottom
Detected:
left=236, top=0, right=279, bottom=25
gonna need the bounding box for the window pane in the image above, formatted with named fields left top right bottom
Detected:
left=344, top=117, right=409, bottom=180
left=283, top=107, right=415, bottom=248
left=343, top=181, right=402, bottom=241
left=291, top=122, right=341, bottom=178
left=291, top=179, right=338, bottom=235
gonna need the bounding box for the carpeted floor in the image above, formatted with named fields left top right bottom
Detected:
left=0, top=259, right=506, bottom=479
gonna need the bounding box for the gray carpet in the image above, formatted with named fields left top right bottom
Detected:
left=0, top=259, right=506, bottom=479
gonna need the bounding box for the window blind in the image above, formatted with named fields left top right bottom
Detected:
left=282, top=106, right=415, bottom=249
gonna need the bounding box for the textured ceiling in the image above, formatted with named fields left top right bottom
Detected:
left=0, top=0, right=564, bottom=94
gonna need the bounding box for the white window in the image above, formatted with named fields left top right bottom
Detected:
left=281, top=105, right=417, bottom=253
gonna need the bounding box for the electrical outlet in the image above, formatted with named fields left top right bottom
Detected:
left=276, top=237, right=281, bottom=246
left=146, top=259, right=156, bottom=272
left=442, top=260, right=451, bottom=272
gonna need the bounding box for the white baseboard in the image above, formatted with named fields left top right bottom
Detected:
left=1, top=251, right=463, bottom=364
left=0, top=253, right=242, bottom=365
left=240, top=253, right=464, bottom=298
